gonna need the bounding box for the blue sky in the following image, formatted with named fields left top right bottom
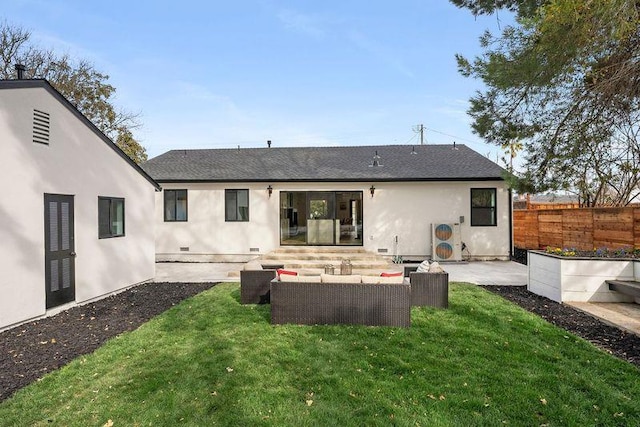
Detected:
left=3, top=1, right=511, bottom=161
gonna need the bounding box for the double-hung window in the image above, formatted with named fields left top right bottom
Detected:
left=165, top=189, right=188, bottom=221
left=225, top=189, right=249, bottom=221
left=98, top=197, right=125, bottom=238
left=471, top=188, right=497, bottom=226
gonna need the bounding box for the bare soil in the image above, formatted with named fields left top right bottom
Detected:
left=0, top=282, right=215, bottom=402
left=1, top=282, right=638, bottom=403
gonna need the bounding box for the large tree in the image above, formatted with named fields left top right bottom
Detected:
left=452, top=0, right=640, bottom=206
left=0, top=21, right=147, bottom=163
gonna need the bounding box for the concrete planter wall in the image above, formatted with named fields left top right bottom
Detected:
left=528, top=251, right=638, bottom=303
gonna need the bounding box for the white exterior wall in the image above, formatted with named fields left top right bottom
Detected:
left=0, top=86, right=156, bottom=330
left=155, top=181, right=510, bottom=261
left=155, top=182, right=280, bottom=260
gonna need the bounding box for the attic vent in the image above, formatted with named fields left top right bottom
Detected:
left=33, top=109, right=50, bottom=145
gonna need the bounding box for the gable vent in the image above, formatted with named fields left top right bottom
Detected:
left=33, top=109, right=50, bottom=145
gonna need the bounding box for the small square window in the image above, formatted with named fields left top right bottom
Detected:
left=471, top=188, right=497, bottom=226
left=99, top=197, right=125, bottom=238
left=164, top=189, right=188, bottom=222
left=225, top=189, right=249, bottom=221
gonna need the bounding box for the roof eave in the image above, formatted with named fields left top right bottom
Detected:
left=153, top=176, right=505, bottom=184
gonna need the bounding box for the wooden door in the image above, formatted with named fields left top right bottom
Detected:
left=44, top=194, right=75, bottom=308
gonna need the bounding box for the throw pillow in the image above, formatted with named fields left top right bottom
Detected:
left=277, top=269, right=298, bottom=280
left=429, top=262, right=445, bottom=273
left=416, top=260, right=430, bottom=273
left=380, top=271, right=402, bottom=277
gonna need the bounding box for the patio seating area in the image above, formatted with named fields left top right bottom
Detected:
left=239, top=260, right=450, bottom=326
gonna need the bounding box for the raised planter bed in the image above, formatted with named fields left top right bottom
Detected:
left=270, top=279, right=411, bottom=327
left=528, top=251, right=640, bottom=303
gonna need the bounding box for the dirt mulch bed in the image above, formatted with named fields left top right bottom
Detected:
left=482, top=285, right=640, bottom=368
left=1, top=282, right=638, bottom=403
left=0, top=282, right=216, bottom=402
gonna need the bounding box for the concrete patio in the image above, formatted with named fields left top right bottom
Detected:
left=153, top=260, right=528, bottom=286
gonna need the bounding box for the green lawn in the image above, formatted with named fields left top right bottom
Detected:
left=1, top=283, right=638, bottom=426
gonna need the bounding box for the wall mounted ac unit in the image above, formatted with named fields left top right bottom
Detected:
left=431, top=223, right=462, bottom=262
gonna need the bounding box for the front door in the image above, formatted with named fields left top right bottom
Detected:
left=44, top=194, right=75, bottom=309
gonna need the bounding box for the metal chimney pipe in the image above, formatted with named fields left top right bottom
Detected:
left=15, top=64, right=26, bottom=80
left=267, top=140, right=272, bottom=148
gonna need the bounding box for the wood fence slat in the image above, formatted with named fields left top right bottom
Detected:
left=513, top=206, right=640, bottom=250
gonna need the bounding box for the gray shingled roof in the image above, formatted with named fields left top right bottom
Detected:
left=142, top=144, right=505, bottom=182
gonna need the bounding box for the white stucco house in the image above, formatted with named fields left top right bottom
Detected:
left=142, top=144, right=512, bottom=262
left=0, top=78, right=160, bottom=331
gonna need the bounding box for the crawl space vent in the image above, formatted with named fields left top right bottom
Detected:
left=33, top=109, right=50, bottom=145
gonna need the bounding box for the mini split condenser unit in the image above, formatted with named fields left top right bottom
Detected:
left=431, top=223, right=462, bottom=262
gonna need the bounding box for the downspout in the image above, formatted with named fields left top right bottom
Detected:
left=509, top=188, right=514, bottom=260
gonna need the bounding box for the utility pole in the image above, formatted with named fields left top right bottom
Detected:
left=413, top=124, right=425, bottom=145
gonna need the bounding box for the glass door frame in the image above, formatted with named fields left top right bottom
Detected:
left=279, top=190, right=363, bottom=246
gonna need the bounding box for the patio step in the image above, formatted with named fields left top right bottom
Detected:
left=262, top=252, right=381, bottom=261
left=232, top=247, right=400, bottom=277
left=607, top=280, right=640, bottom=298
left=270, top=246, right=368, bottom=254
left=275, top=259, right=394, bottom=270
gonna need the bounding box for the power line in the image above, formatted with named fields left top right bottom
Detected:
left=412, top=124, right=425, bottom=145
left=423, top=127, right=485, bottom=147
left=401, top=132, right=419, bottom=145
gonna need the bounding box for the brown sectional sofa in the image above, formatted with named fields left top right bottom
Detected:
left=239, top=265, right=449, bottom=327
left=270, top=277, right=411, bottom=327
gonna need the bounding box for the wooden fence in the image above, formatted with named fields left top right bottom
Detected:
left=514, top=207, right=640, bottom=250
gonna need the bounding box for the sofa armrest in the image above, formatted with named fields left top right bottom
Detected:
left=241, top=270, right=277, bottom=304
left=409, top=272, right=449, bottom=308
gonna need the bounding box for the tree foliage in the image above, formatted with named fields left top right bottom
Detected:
left=0, top=21, right=147, bottom=163
left=454, top=0, right=640, bottom=206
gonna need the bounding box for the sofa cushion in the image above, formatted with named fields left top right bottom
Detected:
left=378, top=275, right=404, bottom=284
left=321, top=274, right=362, bottom=283
left=243, top=261, right=263, bottom=271
left=297, top=275, right=322, bottom=283
left=361, top=275, right=404, bottom=284
left=279, top=275, right=299, bottom=282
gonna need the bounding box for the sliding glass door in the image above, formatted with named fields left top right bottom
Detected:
left=280, top=191, right=363, bottom=246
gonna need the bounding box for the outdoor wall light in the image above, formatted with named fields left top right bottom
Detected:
left=267, top=185, right=273, bottom=198
left=370, top=185, right=376, bottom=197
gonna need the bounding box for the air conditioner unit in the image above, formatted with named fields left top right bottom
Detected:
left=431, top=223, right=462, bottom=262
